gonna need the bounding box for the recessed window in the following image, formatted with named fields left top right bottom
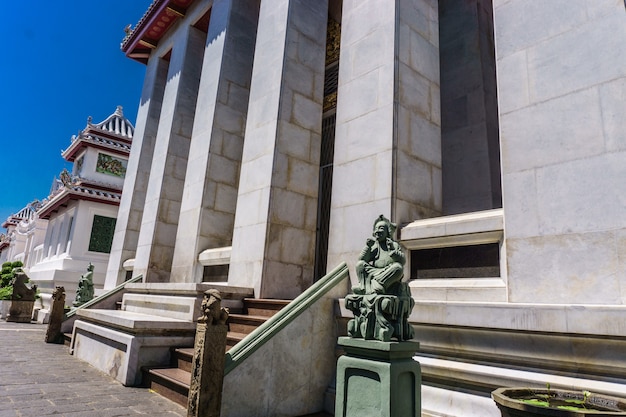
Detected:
left=202, top=264, right=229, bottom=282
left=410, top=243, right=500, bottom=279
left=88, top=215, right=117, bottom=253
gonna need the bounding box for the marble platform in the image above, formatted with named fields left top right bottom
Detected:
left=71, top=317, right=195, bottom=386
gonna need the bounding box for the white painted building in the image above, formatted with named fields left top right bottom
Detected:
left=82, top=0, right=626, bottom=415
left=26, top=106, right=134, bottom=306
left=0, top=204, right=47, bottom=267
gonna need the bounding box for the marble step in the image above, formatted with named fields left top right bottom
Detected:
left=172, top=347, right=194, bottom=373
left=145, top=298, right=290, bottom=408
left=243, top=298, right=290, bottom=317
left=145, top=367, right=190, bottom=407
left=227, top=313, right=269, bottom=334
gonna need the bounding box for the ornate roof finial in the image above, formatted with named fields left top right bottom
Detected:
left=115, top=106, right=124, bottom=116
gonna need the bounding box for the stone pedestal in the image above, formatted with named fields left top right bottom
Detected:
left=335, top=337, right=421, bottom=417
left=6, top=300, right=35, bottom=323
left=0, top=300, right=9, bottom=319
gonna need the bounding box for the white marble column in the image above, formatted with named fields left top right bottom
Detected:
left=169, top=0, right=260, bottom=283
left=103, top=56, right=168, bottom=289
left=132, top=25, right=205, bottom=283
left=227, top=0, right=328, bottom=298
left=326, top=0, right=441, bottom=276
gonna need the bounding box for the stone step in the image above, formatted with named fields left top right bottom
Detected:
left=172, top=347, right=194, bottom=373
left=226, top=331, right=247, bottom=349
left=145, top=367, right=191, bottom=407
left=243, top=298, right=290, bottom=317
left=227, top=313, right=268, bottom=334
left=144, top=298, right=290, bottom=409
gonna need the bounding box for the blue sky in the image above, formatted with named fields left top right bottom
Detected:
left=0, top=1, right=152, bottom=224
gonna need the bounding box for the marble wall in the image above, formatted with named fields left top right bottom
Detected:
left=227, top=0, right=328, bottom=298
left=496, top=0, right=626, bottom=304
left=170, top=0, right=260, bottom=283
left=326, top=0, right=442, bottom=281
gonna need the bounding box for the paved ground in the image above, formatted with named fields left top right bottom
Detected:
left=0, top=320, right=186, bottom=417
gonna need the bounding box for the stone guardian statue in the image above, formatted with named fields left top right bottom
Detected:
left=73, top=263, right=95, bottom=307
left=345, top=215, right=415, bottom=342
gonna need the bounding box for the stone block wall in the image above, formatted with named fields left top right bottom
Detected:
left=497, top=0, right=626, bottom=304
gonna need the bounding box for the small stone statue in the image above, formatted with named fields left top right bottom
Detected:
left=345, top=215, right=415, bottom=342
left=73, top=263, right=94, bottom=307
left=45, top=286, right=66, bottom=344
left=6, top=269, right=37, bottom=323
left=197, top=289, right=229, bottom=325
left=10, top=269, right=37, bottom=302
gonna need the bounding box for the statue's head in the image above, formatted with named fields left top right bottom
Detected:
left=87, top=263, right=94, bottom=271
left=372, top=214, right=396, bottom=241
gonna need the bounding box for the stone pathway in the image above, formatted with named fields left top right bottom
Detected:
left=0, top=321, right=186, bottom=417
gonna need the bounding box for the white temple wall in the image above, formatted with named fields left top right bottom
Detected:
left=132, top=14, right=207, bottom=283
left=496, top=0, right=626, bottom=304
left=326, top=0, right=441, bottom=280
left=228, top=0, right=328, bottom=298
left=104, top=56, right=169, bottom=289
left=78, top=147, right=127, bottom=188
left=29, top=200, right=117, bottom=303
left=170, top=0, right=260, bottom=283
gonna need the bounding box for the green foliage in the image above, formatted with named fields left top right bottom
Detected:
left=1, top=261, right=24, bottom=288
left=0, top=261, right=26, bottom=300
left=0, top=285, right=13, bottom=300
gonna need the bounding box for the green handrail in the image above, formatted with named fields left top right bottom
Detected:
left=64, top=274, right=143, bottom=320
left=224, top=262, right=349, bottom=375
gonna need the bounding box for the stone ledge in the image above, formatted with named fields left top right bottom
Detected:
left=198, top=246, right=232, bottom=266
left=417, top=355, right=626, bottom=398
left=410, top=301, right=626, bottom=336
left=76, top=309, right=197, bottom=333
left=400, top=208, right=503, bottom=249
left=121, top=293, right=199, bottom=321
left=123, top=282, right=254, bottom=298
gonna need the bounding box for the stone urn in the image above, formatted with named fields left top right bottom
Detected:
left=492, top=387, right=626, bottom=417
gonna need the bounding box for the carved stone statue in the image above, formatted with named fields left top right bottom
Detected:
left=5, top=269, right=37, bottom=323
left=197, top=289, right=229, bottom=325
left=189, top=289, right=229, bottom=417
left=73, top=263, right=95, bottom=307
left=10, top=269, right=37, bottom=302
left=345, top=215, right=415, bottom=342
left=45, top=286, right=66, bottom=344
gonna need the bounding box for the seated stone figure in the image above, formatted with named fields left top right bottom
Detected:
left=10, top=269, right=37, bottom=302
left=346, top=215, right=414, bottom=342
left=353, top=215, right=405, bottom=295
left=73, top=263, right=95, bottom=307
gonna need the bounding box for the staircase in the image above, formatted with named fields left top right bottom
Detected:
left=143, top=298, right=290, bottom=407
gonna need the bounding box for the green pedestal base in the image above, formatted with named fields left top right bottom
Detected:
left=335, top=337, right=421, bottom=417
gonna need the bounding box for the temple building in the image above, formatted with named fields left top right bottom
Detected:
left=0, top=204, right=47, bottom=266
left=20, top=106, right=134, bottom=307
left=62, top=0, right=626, bottom=415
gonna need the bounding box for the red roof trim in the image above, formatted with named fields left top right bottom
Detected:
left=121, top=0, right=195, bottom=64
left=62, top=138, right=130, bottom=162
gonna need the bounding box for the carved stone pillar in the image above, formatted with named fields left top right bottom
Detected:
left=187, top=290, right=229, bottom=417
left=45, top=286, right=66, bottom=344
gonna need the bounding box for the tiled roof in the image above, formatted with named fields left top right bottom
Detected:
left=89, top=106, right=134, bottom=139
left=37, top=180, right=122, bottom=220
